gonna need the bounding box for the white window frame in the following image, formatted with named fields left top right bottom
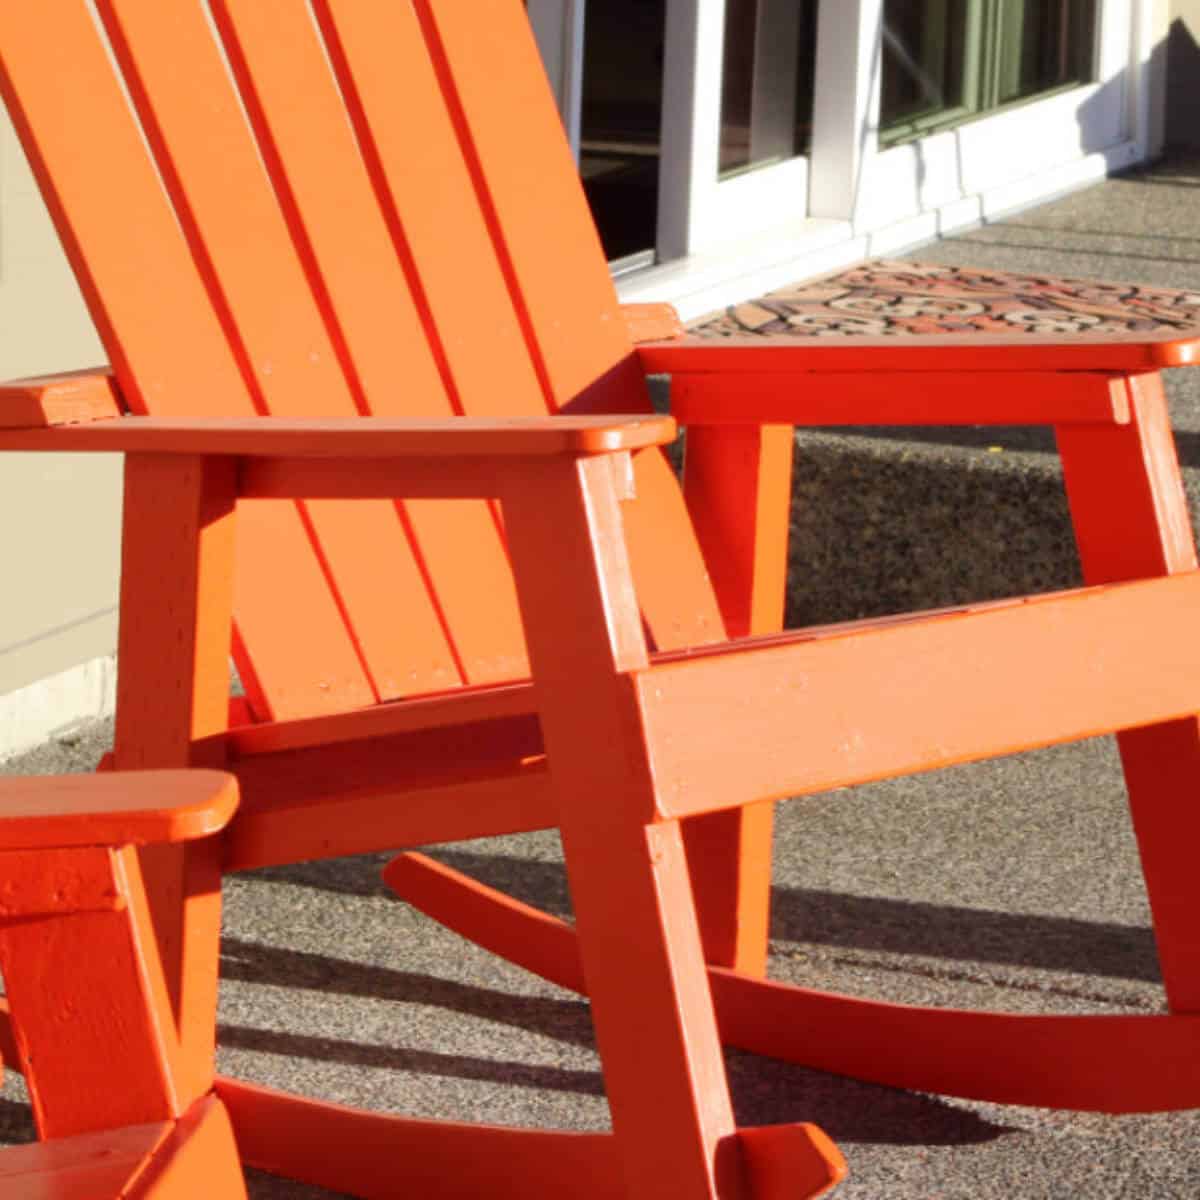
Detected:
left=529, top=0, right=1165, bottom=314
left=659, top=0, right=812, bottom=258
left=810, top=0, right=1145, bottom=236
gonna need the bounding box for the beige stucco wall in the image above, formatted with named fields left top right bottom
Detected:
left=0, top=107, right=120, bottom=712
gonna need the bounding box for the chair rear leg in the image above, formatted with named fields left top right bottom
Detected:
left=1058, top=370, right=1200, bottom=1011
left=682, top=424, right=795, bottom=975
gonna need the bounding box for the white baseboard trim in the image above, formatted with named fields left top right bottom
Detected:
left=0, top=654, right=116, bottom=763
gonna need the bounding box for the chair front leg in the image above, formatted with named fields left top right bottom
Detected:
left=113, top=452, right=237, bottom=1105
left=502, top=452, right=753, bottom=1198
left=1057, top=370, right=1200, bottom=1013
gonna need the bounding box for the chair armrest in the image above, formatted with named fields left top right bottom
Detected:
left=0, top=368, right=123, bottom=428
left=0, top=770, right=237, bottom=850
left=0, top=413, right=676, bottom=457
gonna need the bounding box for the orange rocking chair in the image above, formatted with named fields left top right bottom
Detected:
left=0, top=770, right=246, bottom=1198
left=1, top=0, right=1200, bottom=1195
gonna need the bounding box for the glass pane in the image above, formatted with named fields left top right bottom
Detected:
left=881, top=0, right=1097, bottom=144
left=580, top=0, right=667, bottom=261
left=880, top=0, right=973, bottom=134
left=719, top=0, right=818, bottom=178
left=994, top=0, right=1097, bottom=107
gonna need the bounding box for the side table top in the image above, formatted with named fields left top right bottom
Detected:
left=688, top=261, right=1200, bottom=367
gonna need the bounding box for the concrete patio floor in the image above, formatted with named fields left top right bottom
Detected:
left=3, top=149, right=1200, bottom=1197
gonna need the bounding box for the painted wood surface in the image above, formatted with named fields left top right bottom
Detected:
left=0, top=414, right=677, bottom=456
left=672, top=371, right=1130, bottom=425
left=5, top=1, right=1200, bottom=1187
left=0, top=370, right=121, bottom=428
left=1057, top=373, right=1200, bottom=1015
left=634, top=571, right=1200, bottom=818
left=0, top=772, right=236, bottom=850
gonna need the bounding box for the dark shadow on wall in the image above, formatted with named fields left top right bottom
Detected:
left=1167, top=17, right=1200, bottom=149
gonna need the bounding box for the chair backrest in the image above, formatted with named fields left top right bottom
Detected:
left=0, top=0, right=723, bottom=721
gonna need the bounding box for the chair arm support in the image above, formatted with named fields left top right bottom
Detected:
left=0, top=368, right=123, bottom=428
left=0, top=770, right=238, bottom=850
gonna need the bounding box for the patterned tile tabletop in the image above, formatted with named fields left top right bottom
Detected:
left=692, top=261, right=1200, bottom=341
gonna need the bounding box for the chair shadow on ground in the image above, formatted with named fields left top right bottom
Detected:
left=245, top=850, right=1160, bottom=985
left=216, top=931, right=1007, bottom=1149
left=229, top=842, right=1168, bottom=1149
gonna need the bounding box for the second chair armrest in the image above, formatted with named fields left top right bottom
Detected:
left=0, top=770, right=238, bottom=850
left=0, top=368, right=123, bottom=429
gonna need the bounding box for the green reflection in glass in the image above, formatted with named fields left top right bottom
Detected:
left=719, top=0, right=819, bottom=179
left=880, top=0, right=1097, bottom=146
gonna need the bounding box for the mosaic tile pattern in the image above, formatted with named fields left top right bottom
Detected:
left=693, top=261, right=1200, bottom=340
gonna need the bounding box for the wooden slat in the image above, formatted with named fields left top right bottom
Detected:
left=0, top=0, right=380, bottom=719
left=418, top=0, right=644, bottom=415
left=0, top=772, right=236, bottom=851
left=636, top=572, right=1200, bottom=818
left=420, top=0, right=724, bottom=654
left=227, top=759, right=555, bottom=871
left=95, top=0, right=459, bottom=711
left=672, top=372, right=1131, bottom=426
left=226, top=680, right=536, bottom=757
left=0, top=3, right=244, bottom=412
left=313, top=0, right=551, bottom=686
left=206, top=0, right=463, bottom=701
left=0, top=1118, right=170, bottom=1187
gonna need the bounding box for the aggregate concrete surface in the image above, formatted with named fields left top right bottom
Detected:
left=4, top=151, right=1200, bottom=1197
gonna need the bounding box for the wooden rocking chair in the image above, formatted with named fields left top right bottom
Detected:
left=0, top=769, right=246, bottom=1197
left=1, top=0, right=1199, bottom=1194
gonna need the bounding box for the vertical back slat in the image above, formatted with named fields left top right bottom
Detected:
left=0, top=0, right=384, bottom=718
left=422, top=0, right=726, bottom=651
left=94, top=0, right=475, bottom=705
left=313, top=0, right=556, bottom=682
left=212, top=0, right=531, bottom=686
left=417, top=0, right=648, bottom=416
